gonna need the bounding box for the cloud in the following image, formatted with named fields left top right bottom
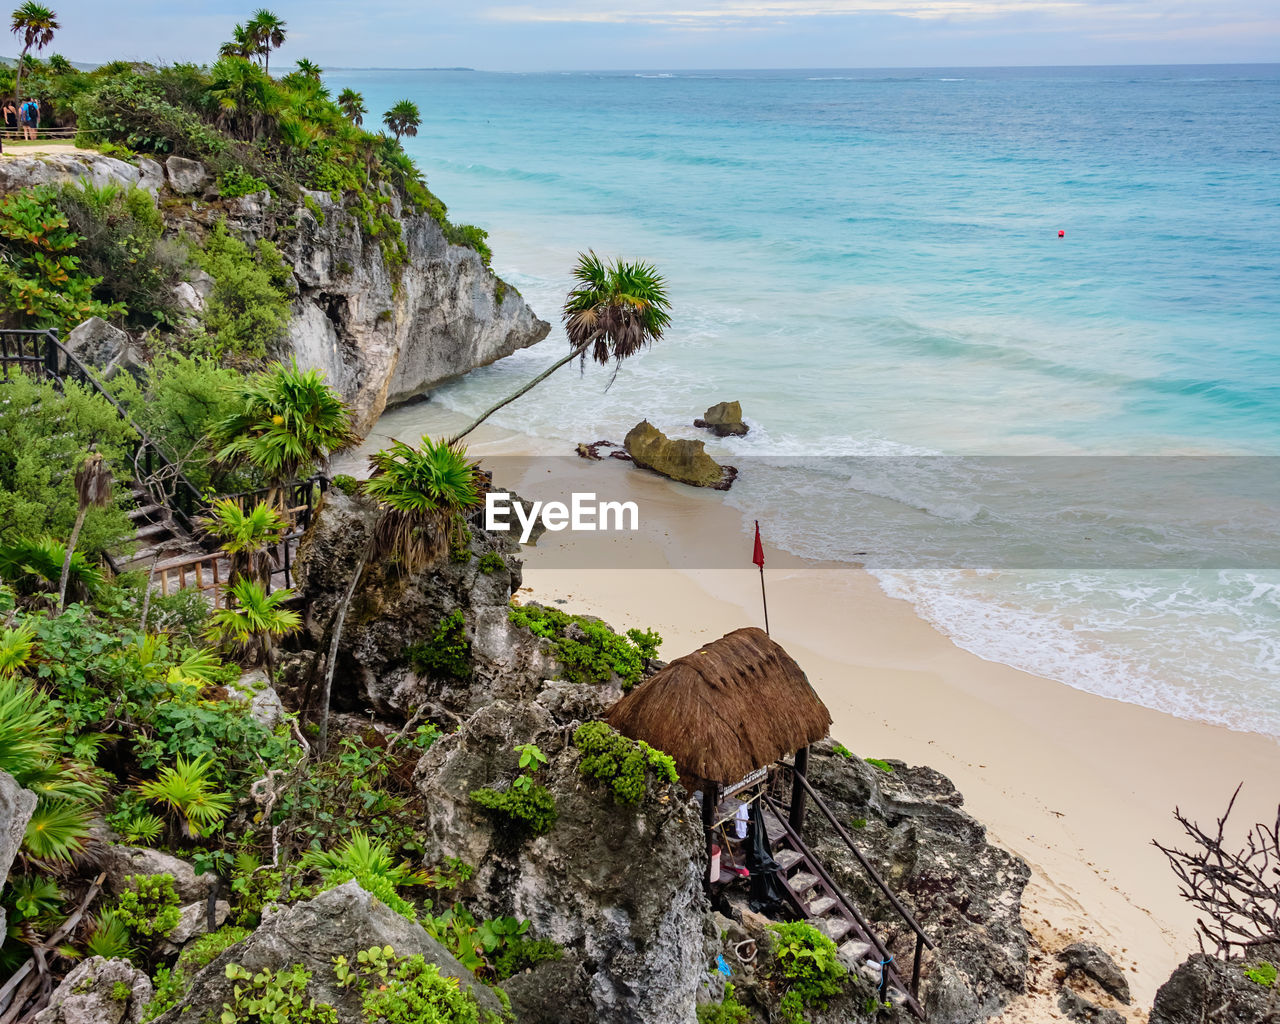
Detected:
left=484, top=0, right=1095, bottom=26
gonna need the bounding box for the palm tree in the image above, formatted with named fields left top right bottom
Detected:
left=44, top=51, right=69, bottom=73
left=293, top=57, right=321, bottom=81
left=337, top=87, right=365, bottom=126
left=449, top=252, right=671, bottom=444
left=219, top=24, right=254, bottom=60
left=316, top=437, right=480, bottom=753
left=208, top=55, right=276, bottom=141
left=57, top=451, right=111, bottom=611
left=10, top=1, right=57, bottom=103
left=198, top=498, right=286, bottom=588
left=211, top=361, right=358, bottom=519
left=247, top=8, right=286, bottom=75
left=208, top=578, right=301, bottom=683
left=382, top=99, right=420, bottom=143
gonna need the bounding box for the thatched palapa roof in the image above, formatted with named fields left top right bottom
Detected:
left=606, top=627, right=831, bottom=787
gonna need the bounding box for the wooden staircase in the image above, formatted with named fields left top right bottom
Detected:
left=760, top=791, right=928, bottom=1018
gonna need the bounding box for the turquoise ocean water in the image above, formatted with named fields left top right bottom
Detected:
left=326, top=66, right=1280, bottom=736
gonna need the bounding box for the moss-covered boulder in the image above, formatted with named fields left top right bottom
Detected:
left=624, top=420, right=734, bottom=489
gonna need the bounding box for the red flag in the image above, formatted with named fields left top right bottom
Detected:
left=752, top=521, right=765, bottom=569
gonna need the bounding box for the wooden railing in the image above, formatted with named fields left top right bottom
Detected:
left=0, top=328, right=327, bottom=591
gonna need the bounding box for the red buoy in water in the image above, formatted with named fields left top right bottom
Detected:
left=1058, top=230, right=1065, bottom=238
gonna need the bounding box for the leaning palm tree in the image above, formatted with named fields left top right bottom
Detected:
left=57, top=451, right=111, bottom=611
left=198, top=498, right=286, bottom=588
left=382, top=99, right=420, bottom=143
left=211, top=361, right=358, bottom=520
left=207, top=578, right=301, bottom=684
left=337, top=87, right=365, bottom=126
left=449, top=252, right=671, bottom=444
left=247, top=8, right=286, bottom=75
left=10, top=1, right=57, bottom=103
left=315, top=437, right=480, bottom=753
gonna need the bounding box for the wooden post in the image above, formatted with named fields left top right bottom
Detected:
left=788, top=745, right=810, bottom=835
left=702, top=781, right=718, bottom=894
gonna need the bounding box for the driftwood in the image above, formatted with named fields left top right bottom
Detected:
left=1154, top=784, right=1280, bottom=958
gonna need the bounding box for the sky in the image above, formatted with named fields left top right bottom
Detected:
left=19, top=0, right=1280, bottom=70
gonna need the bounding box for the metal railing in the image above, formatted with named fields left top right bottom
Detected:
left=775, top=761, right=935, bottom=997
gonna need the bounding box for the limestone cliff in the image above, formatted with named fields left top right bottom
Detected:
left=0, top=153, right=550, bottom=432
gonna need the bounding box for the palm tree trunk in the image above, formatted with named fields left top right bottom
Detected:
left=448, top=344, right=587, bottom=446
left=316, top=537, right=372, bottom=755
left=14, top=47, right=28, bottom=104
left=57, top=506, right=88, bottom=612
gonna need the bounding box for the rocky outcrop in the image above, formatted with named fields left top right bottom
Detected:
left=34, top=957, right=153, bottom=1024
left=63, top=317, right=143, bottom=380
left=286, top=188, right=549, bottom=431
left=624, top=420, right=736, bottom=489
left=1058, top=941, right=1131, bottom=1004
left=803, top=745, right=1031, bottom=1024
left=694, top=400, right=749, bottom=437
left=163, top=155, right=206, bottom=195
left=151, top=881, right=503, bottom=1024
left=0, top=153, right=158, bottom=195
left=292, top=490, right=560, bottom=724
left=1150, top=953, right=1280, bottom=1024
left=0, top=152, right=549, bottom=434
left=412, top=686, right=710, bottom=1024
left=98, top=846, right=216, bottom=904
left=1, top=771, right=36, bottom=937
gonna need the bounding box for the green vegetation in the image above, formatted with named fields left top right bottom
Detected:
left=334, top=945, right=499, bottom=1024
left=197, top=499, right=287, bottom=586
left=697, top=983, right=752, bottom=1024
left=507, top=603, right=661, bottom=689
left=0, top=373, right=135, bottom=556
left=221, top=962, right=337, bottom=1024
left=113, top=873, right=181, bottom=939
left=10, top=2, right=59, bottom=106
left=1244, top=962, right=1277, bottom=987
left=865, top=758, right=894, bottom=774
left=469, top=743, right=557, bottom=841
left=382, top=99, right=421, bottom=143
left=195, top=221, right=294, bottom=360
left=217, top=165, right=269, bottom=199
left=405, top=609, right=471, bottom=681
left=832, top=742, right=853, bottom=759
left=766, top=922, right=847, bottom=1024
left=144, top=925, right=251, bottom=1019
left=56, top=181, right=189, bottom=328
left=477, top=551, right=505, bottom=575
left=136, top=753, right=233, bottom=839
left=0, top=185, right=122, bottom=333
left=300, top=831, right=428, bottom=922
left=206, top=578, right=302, bottom=680
left=572, top=721, right=678, bottom=805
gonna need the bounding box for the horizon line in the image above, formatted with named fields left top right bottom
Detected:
left=320, top=60, right=1280, bottom=73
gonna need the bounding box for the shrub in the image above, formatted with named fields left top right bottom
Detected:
left=507, top=604, right=660, bottom=689
left=334, top=946, right=487, bottom=1024
left=331, top=474, right=359, bottom=496
left=470, top=784, right=558, bottom=841
left=108, top=353, right=246, bottom=491
left=697, top=983, right=751, bottom=1024
left=0, top=185, right=124, bottom=333
left=492, top=935, right=562, bottom=980
left=301, top=831, right=428, bottom=923
left=573, top=721, right=677, bottom=805
left=196, top=220, right=294, bottom=360
left=143, top=923, right=251, bottom=1018
left=221, top=963, right=337, bottom=1024
left=766, top=922, right=847, bottom=1024
left=56, top=180, right=190, bottom=327
left=74, top=75, right=228, bottom=161
left=114, top=874, right=181, bottom=939
left=443, top=223, right=492, bottom=268
left=405, top=609, right=471, bottom=681
left=477, top=552, right=505, bottom=575
left=217, top=166, right=269, bottom=199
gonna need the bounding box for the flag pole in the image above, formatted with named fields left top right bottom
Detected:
left=754, top=520, right=770, bottom=636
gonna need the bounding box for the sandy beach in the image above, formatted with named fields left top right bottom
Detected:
left=343, top=399, right=1280, bottom=1013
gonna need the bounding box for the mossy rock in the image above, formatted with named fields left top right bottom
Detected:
left=624, top=420, right=735, bottom=489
